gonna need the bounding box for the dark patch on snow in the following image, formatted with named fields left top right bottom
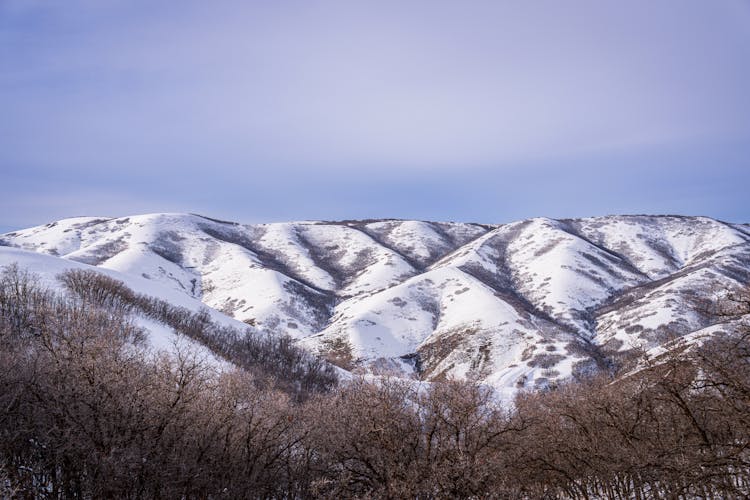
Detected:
left=150, top=231, right=185, bottom=265
left=389, top=296, right=407, bottom=307
left=69, top=238, right=128, bottom=266
left=280, top=280, right=335, bottom=331
left=190, top=213, right=239, bottom=225
left=527, top=353, right=564, bottom=368
left=71, top=218, right=111, bottom=231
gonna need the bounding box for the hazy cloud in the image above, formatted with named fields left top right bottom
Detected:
left=1, top=0, right=749, bottom=226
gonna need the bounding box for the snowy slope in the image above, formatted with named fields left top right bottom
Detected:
left=432, top=218, right=646, bottom=334
left=0, top=245, right=240, bottom=367
left=3, top=213, right=749, bottom=393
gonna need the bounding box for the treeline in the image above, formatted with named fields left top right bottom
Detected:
left=1, top=263, right=749, bottom=498
left=58, top=268, right=338, bottom=399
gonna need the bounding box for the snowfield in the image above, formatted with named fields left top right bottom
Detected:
left=2, top=213, right=749, bottom=395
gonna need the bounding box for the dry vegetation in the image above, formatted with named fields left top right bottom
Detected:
left=0, top=263, right=748, bottom=498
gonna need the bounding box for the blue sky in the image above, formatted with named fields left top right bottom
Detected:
left=2, top=0, right=750, bottom=231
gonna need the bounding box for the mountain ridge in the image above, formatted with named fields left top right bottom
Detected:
left=2, top=212, right=748, bottom=396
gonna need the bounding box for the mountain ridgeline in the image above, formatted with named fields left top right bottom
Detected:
left=2, top=213, right=749, bottom=395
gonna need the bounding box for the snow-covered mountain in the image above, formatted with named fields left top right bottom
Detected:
left=2, top=213, right=749, bottom=396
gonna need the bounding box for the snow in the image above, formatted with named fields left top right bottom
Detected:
left=432, top=217, right=645, bottom=333
left=294, top=223, right=417, bottom=296
left=363, top=220, right=488, bottom=266
left=250, top=222, right=338, bottom=291
left=570, top=215, right=749, bottom=278
left=0, top=245, right=239, bottom=367
left=3, top=212, right=749, bottom=398
left=302, top=266, right=570, bottom=390
left=595, top=254, right=750, bottom=350
left=3, top=216, right=105, bottom=256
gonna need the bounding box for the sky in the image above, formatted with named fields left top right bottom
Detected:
left=2, top=0, right=750, bottom=231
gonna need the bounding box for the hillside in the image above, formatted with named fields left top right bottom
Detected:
left=3, top=213, right=749, bottom=395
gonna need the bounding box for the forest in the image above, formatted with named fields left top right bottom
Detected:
left=0, top=264, right=748, bottom=498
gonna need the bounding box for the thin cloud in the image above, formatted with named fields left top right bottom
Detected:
left=1, top=1, right=749, bottom=224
